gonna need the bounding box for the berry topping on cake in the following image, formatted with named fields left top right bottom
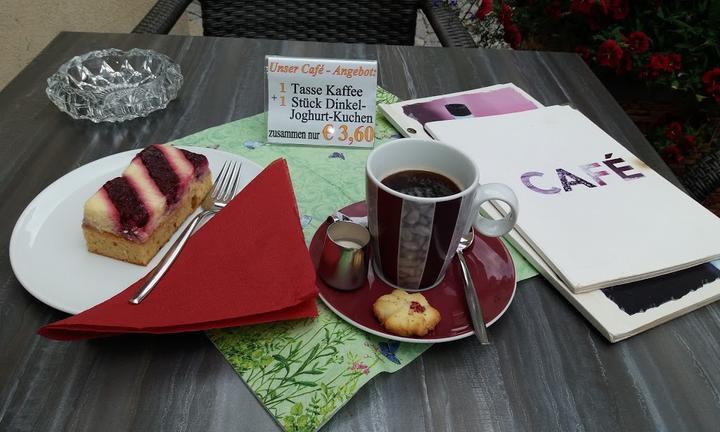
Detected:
left=102, top=177, right=150, bottom=236
left=138, top=145, right=182, bottom=205
left=181, top=149, right=210, bottom=177
left=83, top=145, right=213, bottom=265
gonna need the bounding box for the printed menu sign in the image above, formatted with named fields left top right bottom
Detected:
left=265, top=55, right=377, bottom=148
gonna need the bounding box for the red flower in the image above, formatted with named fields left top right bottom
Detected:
left=681, top=135, right=696, bottom=153
left=587, top=1, right=610, bottom=30
left=503, top=24, right=522, bottom=49
left=703, top=68, right=720, bottom=102
left=596, top=40, right=623, bottom=68
left=609, top=0, right=629, bottom=20
left=665, top=122, right=683, bottom=142
left=627, top=31, right=650, bottom=54
left=649, top=53, right=670, bottom=73
left=592, top=0, right=609, bottom=15
left=546, top=0, right=562, bottom=20
left=575, top=45, right=592, bottom=62
left=703, top=68, right=720, bottom=86
left=570, top=0, right=593, bottom=14
left=475, top=0, right=493, bottom=20
left=499, top=3, right=513, bottom=25
left=668, top=54, right=682, bottom=72
left=615, top=51, right=633, bottom=75
left=662, top=145, right=684, bottom=164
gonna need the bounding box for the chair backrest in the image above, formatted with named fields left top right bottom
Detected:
left=200, top=0, right=421, bottom=45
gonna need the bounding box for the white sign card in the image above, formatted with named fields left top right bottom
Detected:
left=265, top=55, right=377, bottom=148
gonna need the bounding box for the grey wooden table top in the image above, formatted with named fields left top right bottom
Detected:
left=1, top=32, right=718, bottom=432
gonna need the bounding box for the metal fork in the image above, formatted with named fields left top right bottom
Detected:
left=129, top=161, right=243, bottom=304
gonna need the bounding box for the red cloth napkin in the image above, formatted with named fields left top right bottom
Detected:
left=40, top=159, right=319, bottom=340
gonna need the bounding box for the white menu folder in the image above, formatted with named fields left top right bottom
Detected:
left=484, top=201, right=720, bottom=342
left=426, top=105, right=720, bottom=294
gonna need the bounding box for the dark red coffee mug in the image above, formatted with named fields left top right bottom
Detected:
left=366, top=138, right=518, bottom=291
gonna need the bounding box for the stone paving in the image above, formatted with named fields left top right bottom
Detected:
left=0, top=0, right=487, bottom=91
left=0, top=0, right=158, bottom=91
left=415, top=10, right=442, bottom=47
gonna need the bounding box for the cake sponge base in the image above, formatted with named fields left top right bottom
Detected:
left=83, top=174, right=212, bottom=266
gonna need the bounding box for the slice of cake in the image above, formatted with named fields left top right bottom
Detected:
left=83, top=144, right=213, bottom=265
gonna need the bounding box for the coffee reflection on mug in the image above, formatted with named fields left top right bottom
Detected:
left=368, top=174, right=474, bottom=290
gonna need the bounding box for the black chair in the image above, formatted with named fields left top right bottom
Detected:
left=133, top=0, right=476, bottom=48
left=680, top=150, right=720, bottom=214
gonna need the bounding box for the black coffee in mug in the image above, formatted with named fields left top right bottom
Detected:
left=381, top=170, right=461, bottom=198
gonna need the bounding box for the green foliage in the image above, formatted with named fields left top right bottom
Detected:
left=505, top=1, right=717, bottom=97
left=464, top=0, right=720, bottom=168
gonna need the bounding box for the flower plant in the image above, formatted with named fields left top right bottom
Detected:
left=453, top=0, right=720, bottom=200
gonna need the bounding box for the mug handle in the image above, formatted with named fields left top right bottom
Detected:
left=471, top=183, right=519, bottom=237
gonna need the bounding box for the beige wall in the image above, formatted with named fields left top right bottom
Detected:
left=0, top=0, right=191, bottom=90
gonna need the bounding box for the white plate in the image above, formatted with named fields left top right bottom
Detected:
left=9, top=146, right=262, bottom=314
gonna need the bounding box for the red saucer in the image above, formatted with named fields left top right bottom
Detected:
left=311, top=202, right=516, bottom=343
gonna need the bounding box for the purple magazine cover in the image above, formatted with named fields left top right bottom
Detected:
left=401, top=87, right=539, bottom=127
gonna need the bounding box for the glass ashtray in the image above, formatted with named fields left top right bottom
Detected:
left=46, top=48, right=183, bottom=123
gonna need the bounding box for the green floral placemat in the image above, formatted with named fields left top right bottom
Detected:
left=171, top=88, right=538, bottom=432
left=209, top=305, right=422, bottom=431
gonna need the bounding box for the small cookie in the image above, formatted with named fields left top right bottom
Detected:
left=372, top=289, right=441, bottom=337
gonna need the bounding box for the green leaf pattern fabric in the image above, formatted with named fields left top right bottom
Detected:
left=170, top=88, right=538, bottom=431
